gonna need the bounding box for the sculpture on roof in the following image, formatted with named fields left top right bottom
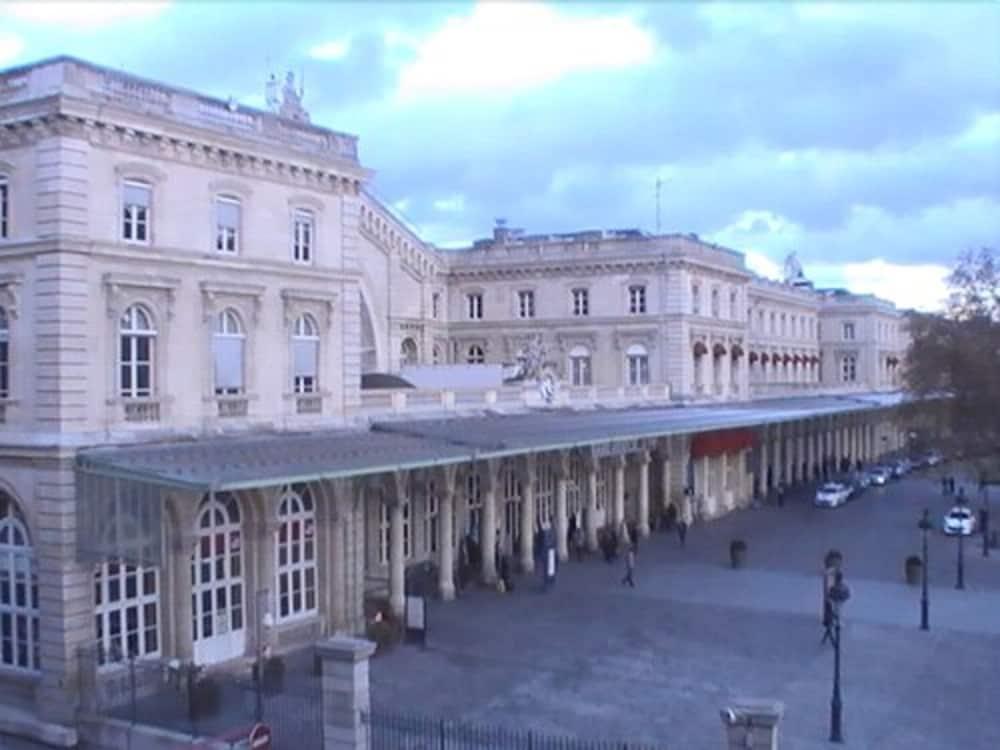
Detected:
left=279, top=71, right=310, bottom=122
left=513, top=334, right=560, bottom=404
left=783, top=251, right=805, bottom=284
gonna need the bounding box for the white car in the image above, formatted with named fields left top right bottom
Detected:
left=943, top=507, right=977, bottom=536
left=869, top=467, right=891, bottom=486
left=815, top=482, right=851, bottom=508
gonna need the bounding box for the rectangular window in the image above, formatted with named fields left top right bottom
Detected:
left=432, top=293, right=440, bottom=319
left=770, top=311, right=776, bottom=334
left=628, top=285, right=646, bottom=315
left=122, top=181, right=151, bottom=244
left=627, top=355, right=650, bottom=385
left=293, top=340, right=318, bottom=393
left=212, top=338, right=244, bottom=395
left=711, top=289, right=720, bottom=318
left=518, top=290, right=535, bottom=319
left=729, top=291, right=738, bottom=320
left=572, top=288, right=589, bottom=316
left=780, top=314, right=787, bottom=336
left=466, top=293, right=483, bottom=320
left=843, top=322, right=856, bottom=340
left=292, top=209, right=314, bottom=263
left=691, top=284, right=701, bottom=315
left=841, top=354, right=857, bottom=383
left=215, top=197, right=241, bottom=254
left=0, top=176, right=9, bottom=239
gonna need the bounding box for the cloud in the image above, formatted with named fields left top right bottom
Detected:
left=812, top=260, right=950, bottom=312
left=309, top=38, right=351, bottom=61
left=395, top=3, right=656, bottom=99
left=1, top=1, right=169, bottom=29
left=432, top=195, right=465, bottom=213
left=0, top=32, right=23, bottom=64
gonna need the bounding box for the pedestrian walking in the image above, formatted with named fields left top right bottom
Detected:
left=677, top=518, right=688, bottom=547
left=621, top=544, right=636, bottom=587
left=572, top=524, right=585, bottom=561
left=777, top=482, right=786, bottom=508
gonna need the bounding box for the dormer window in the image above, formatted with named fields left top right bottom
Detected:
left=121, top=180, right=151, bottom=244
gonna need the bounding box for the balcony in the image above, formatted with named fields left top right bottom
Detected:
left=216, top=395, right=249, bottom=419
left=122, top=399, right=161, bottom=424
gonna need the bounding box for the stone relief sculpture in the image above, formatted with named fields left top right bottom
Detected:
left=278, top=71, right=310, bottom=122
left=512, top=334, right=560, bottom=404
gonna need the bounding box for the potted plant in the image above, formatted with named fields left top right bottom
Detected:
left=824, top=549, right=843, bottom=571
left=729, top=539, right=748, bottom=569
left=904, top=555, right=922, bottom=586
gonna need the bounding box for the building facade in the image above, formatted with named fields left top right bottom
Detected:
left=0, top=57, right=912, bottom=747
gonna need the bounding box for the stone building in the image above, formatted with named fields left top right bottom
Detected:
left=0, top=56, right=911, bottom=747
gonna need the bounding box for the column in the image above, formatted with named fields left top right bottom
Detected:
left=520, top=456, right=536, bottom=574
left=637, top=450, right=651, bottom=537
left=481, top=460, right=498, bottom=583
left=255, top=493, right=279, bottom=649
left=389, top=498, right=405, bottom=618
left=706, top=352, right=716, bottom=397
left=438, top=470, right=456, bottom=601
left=318, top=636, right=375, bottom=750
left=720, top=450, right=731, bottom=510
left=785, top=424, right=795, bottom=485
left=759, top=425, right=769, bottom=494
left=796, top=430, right=806, bottom=485
left=613, top=455, right=626, bottom=527
left=555, top=453, right=569, bottom=562
left=329, top=481, right=347, bottom=632
left=660, top=440, right=672, bottom=511
left=721, top=348, right=732, bottom=399
left=699, top=454, right=711, bottom=519
left=586, top=457, right=599, bottom=551
left=171, top=525, right=197, bottom=661
left=807, top=422, right=816, bottom=479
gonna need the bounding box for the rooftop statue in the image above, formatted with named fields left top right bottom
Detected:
left=279, top=71, right=310, bottom=123
left=783, top=251, right=805, bottom=283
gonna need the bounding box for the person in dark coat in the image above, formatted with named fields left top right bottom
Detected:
left=567, top=514, right=578, bottom=554
left=677, top=518, right=688, bottom=547
left=621, top=544, right=636, bottom=588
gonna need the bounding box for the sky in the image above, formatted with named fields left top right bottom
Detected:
left=1, top=1, right=998, bottom=311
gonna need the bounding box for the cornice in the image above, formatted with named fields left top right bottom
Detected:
left=446, top=256, right=668, bottom=281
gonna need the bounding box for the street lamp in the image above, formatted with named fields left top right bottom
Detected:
left=828, top=568, right=851, bottom=744
left=918, top=509, right=932, bottom=631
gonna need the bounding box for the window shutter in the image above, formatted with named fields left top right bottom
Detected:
left=293, top=339, right=318, bottom=378
left=213, top=337, right=244, bottom=390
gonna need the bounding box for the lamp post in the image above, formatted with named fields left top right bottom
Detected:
left=828, top=569, right=851, bottom=744
left=918, top=509, right=931, bottom=631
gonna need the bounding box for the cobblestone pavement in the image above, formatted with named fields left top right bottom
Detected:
left=370, top=470, right=1000, bottom=750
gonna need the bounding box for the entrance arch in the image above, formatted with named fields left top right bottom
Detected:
left=191, top=492, right=245, bottom=665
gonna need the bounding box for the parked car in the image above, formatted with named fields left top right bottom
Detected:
left=943, top=506, right=977, bottom=536
left=851, top=472, right=873, bottom=492
left=815, top=482, right=852, bottom=508
left=890, top=459, right=912, bottom=478
left=869, top=466, right=892, bottom=486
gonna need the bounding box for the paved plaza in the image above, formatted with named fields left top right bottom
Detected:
left=370, top=471, right=1000, bottom=750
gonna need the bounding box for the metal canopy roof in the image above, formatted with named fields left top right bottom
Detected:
left=76, top=391, right=906, bottom=492
left=77, top=428, right=476, bottom=492
left=375, top=392, right=906, bottom=459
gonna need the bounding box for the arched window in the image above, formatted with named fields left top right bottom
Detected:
left=467, top=344, right=485, bottom=365
left=191, top=493, right=244, bottom=664
left=0, top=493, right=38, bottom=671
left=119, top=305, right=156, bottom=399
left=626, top=343, right=650, bottom=386
left=292, top=314, right=319, bottom=394
left=400, top=338, right=419, bottom=367
left=568, top=345, right=591, bottom=386
left=275, top=484, right=317, bottom=622
left=214, top=195, right=241, bottom=253
left=432, top=344, right=442, bottom=365
left=213, top=309, right=245, bottom=395
left=94, top=561, right=160, bottom=666
left=0, top=307, right=9, bottom=399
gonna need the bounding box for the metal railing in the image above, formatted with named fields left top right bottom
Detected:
left=363, top=710, right=664, bottom=750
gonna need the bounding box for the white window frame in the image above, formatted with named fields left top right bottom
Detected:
left=626, top=344, right=650, bottom=386
left=843, top=322, right=856, bottom=341
left=213, top=309, right=246, bottom=395
left=0, top=307, right=9, bottom=400
left=292, top=208, right=315, bottom=264
left=729, top=290, right=738, bottom=320
left=628, top=285, right=647, bottom=315
left=274, top=484, right=317, bottom=622
left=0, top=175, right=8, bottom=239
left=431, top=293, right=441, bottom=319
left=0, top=496, right=38, bottom=673
left=94, top=561, right=160, bottom=667
left=572, top=288, right=589, bottom=317
left=568, top=345, right=592, bottom=386
left=841, top=354, right=857, bottom=383
left=467, top=344, right=485, bottom=364
left=121, top=180, right=151, bottom=245
left=466, top=293, right=483, bottom=320
left=711, top=288, right=720, bottom=318
left=691, top=284, right=701, bottom=315
left=119, top=305, right=156, bottom=399
left=517, top=290, right=535, bottom=319
left=214, top=196, right=241, bottom=254
left=292, top=314, right=319, bottom=394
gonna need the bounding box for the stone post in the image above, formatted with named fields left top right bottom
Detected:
left=637, top=450, right=650, bottom=537
left=318, top=636, right=376, bottom=750
left=481, top=459, right=499, bottom=583
left=586, top=454, right=599, bottom=551
left=329, top=480, right=348, bottom=632
left=720, top=699, right=784, bottom=750
left=388, top=499, right=405, bottom=618
left=758, top=426, right=769, bottom=494
left=613, top=455, right=626, bottom=528
left=660, top=441, right=672, bottom=512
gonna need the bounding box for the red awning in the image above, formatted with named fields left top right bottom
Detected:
left=782, top=353, right=792, bottom=364
left=760, top=353, right=770, bottom=364
left=713, top=343, right=727, bottom=357
left=691, top=428, right=756, bottom=459
left=693, top=341, right=708, bottom=357
left=749, top=351, right=759, bottom=364
left=731, top=344, right=745, bottom=358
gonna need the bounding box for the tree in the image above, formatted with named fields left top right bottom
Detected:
left=902, top=248, right=1000, bottom=481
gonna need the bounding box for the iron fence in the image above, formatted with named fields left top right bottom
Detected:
left=362, top=710, right=663, bottom=750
